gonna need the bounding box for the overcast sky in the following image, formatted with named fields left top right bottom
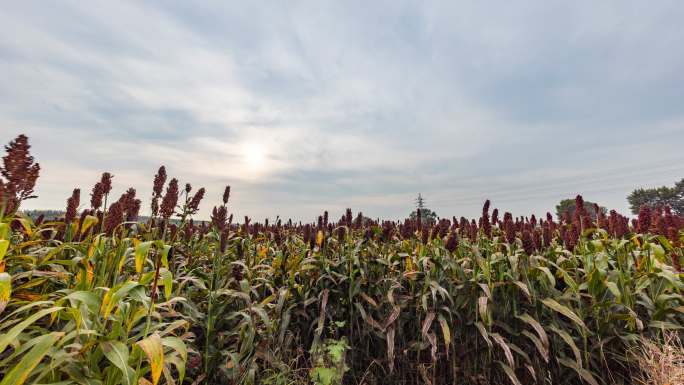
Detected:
left=2, top=1, right=683, bottom=222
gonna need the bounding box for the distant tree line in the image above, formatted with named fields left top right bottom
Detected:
left=627, top=178, right=684, bottom=215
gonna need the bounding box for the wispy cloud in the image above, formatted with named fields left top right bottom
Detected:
left=2, top=1, right=683, bottom=221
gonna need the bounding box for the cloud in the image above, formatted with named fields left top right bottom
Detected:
left=1, top=1, right=683, bottom=221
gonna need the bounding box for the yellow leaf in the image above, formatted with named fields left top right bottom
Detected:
left=135, top=241, right=154, bottom=274
left=137, top=334, right=164, bottom=385
left=0, top=272, right=10, bottom=314
left=79, top=215, right=99, bottom=235
left=0, top=240, right=9, bottom=262
left=316, top=231, right=324, bottom=247
left=0, top=223, right=9, bottom=240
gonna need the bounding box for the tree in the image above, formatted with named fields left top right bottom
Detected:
left=556, top=198, right=605, bottom=221
left=410, top=193, right=438, bottom=225
left=627, top=178, right=684, bottom=215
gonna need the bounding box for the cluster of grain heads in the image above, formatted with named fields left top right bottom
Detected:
left=0, top=135, right=40, bottom=216
left=0, top=134, right=683, bottom=384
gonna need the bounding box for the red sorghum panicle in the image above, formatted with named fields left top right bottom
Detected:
left=150, top=166, right=166, bottom=216
left=542, top=223, right=551, bottom=247
left=232, top=262, right=243, bottom=281
left=304, top=224, right=314, bottom=248
left=1, top=134, right=41, bottom=202
left=243, top=216, right=251, bottom=234
left=64, top=188, right=80, bottom=225
left=533, top=229, right=542, bottom=251
left=126, top=198, right=141, bottom=222
left=469, top=219, right=478, bottom=242
left=104, top=201, right=123, bottom=235
left=222, top=185, right=231, bottom=205
left=152, top=166, right=167, bottom=197
left=219, top=228, right=228, bottom=253
left=481, top=200, right=492, bottom=238
left=445, top=232, right=459, bottom=252
left=354, top=212, right=363, bottom=229
left=416, top=208, right=423, bottom=230
left=188, top=187, right=205, bottom=214
left=574, top=195, right=585, bottom=222
left=638, top=205, right=652, bottom=233
left=504, top=214, right=516, bottom=244
left=185, top=183, right=192, bottom=194
left=565, top=224, right=578, bottom=251
left=211, top=206, right=227, bottom=230
left=159, top=178, right=179, bottom=219
left=90, top=182, right=105, bottom=210
left=522, top=230, right=534, bottom=255
left=99, top=172, right=113, bottom=195
left=338, top=226, right=346, bottom=243
left=169, top=223, right=178, bottom=240
left=184, top=220, right=194, bottom=242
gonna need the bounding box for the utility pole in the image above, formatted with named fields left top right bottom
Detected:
left=415, top=193, right=425, bottom=210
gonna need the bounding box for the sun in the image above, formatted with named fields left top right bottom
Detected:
left=242, top=142, right=267, bottom=171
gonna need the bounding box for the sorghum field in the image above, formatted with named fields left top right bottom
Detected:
left=0, top=135, right=682, bottom=385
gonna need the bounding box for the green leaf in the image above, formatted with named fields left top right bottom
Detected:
left=536, top=266, right=556, bottom=287
left=310, top=367, right=336, bottom=385
left=0, top=306, right=63, bottom=353
left=0, top=332, right=63, bottom=385
left=100, top=281, right=140, bottom=320
left=161, top=336, right=187, bottom=362
left=101, top=340, right=135, bottom=385
left=63, top=290, right=100, bottom=314
left=549, top=325, right=582, bottom=367
left=541, top=298, right=587, bottom=330
left=160, top=244, right=172, bottom=269
left=648, top=320, right=684, bottom=330
left=159, top=268, right=173, bottom=300
left=649, top=243, right=665, bottom=261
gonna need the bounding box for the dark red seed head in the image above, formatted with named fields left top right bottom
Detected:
left=638, top=205, right=652, bottom=233
left=188, top=187, right=205, bottom=214
left=211, top=205, right=228, bottom=230
left=152, top=166, right=167, bottom=197
left=159, top=178, right=179, bottom=219
left=522, top=230, right=534, bottom=255
left=64, top=188, right=80, bottom=225
left=222, top=185, right=231, bottom=205
left=99, top=172, right=113, bottom=195
left=2, top=134, right=41, bottom=202
left=104, top=201, right=124, bottom=235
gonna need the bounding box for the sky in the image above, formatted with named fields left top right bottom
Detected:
left=1, top=1, right=684, bottom=222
